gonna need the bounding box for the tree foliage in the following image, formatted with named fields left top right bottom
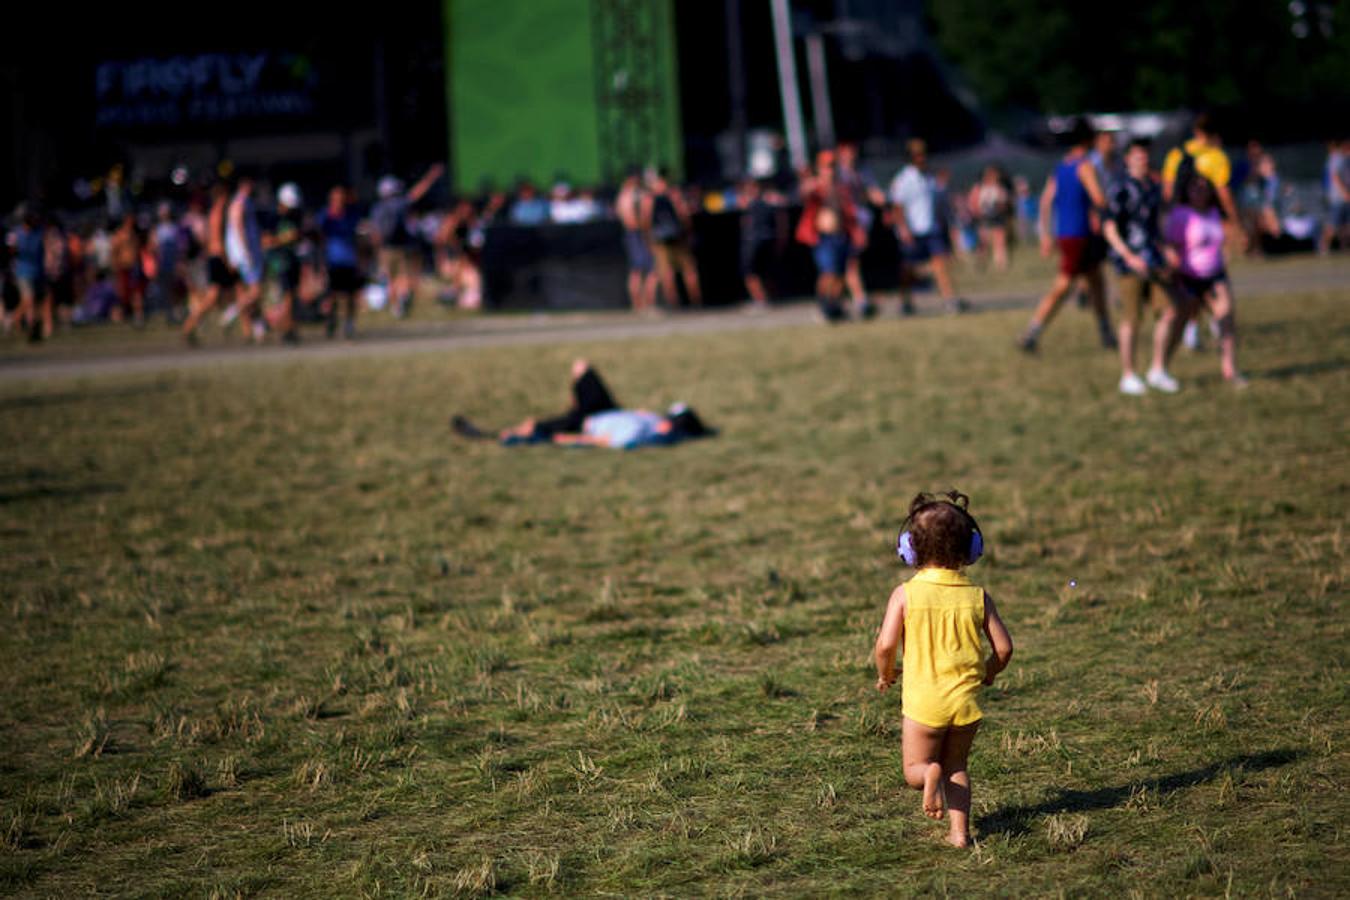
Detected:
left=928, top=0, right=1350, bottom=131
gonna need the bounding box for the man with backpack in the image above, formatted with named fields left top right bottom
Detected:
left=1162, top=113, right=1242, bottom=351
left=641, top=169, right=702, bottom=308
left=1162, top=113, right=1239, bottom=224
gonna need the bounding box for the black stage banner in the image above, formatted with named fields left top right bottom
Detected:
left=480, top=208, right=903, bottom=309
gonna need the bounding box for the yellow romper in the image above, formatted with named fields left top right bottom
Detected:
left=901, top=567, right=986, bottom=729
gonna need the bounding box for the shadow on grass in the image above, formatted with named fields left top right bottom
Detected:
left=978, top=748, right=1304, bottom=838
left=0, top=381, right=172, bottom=409
left=1254, top=357, right=1350, bottom=381
left=0, top=482, right=123, bottom=506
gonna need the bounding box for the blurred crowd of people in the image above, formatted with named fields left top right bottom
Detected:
left=4, top=127, right=1347, bottom=346
left=1012, top=113, right=1343, bottom=394
left=0, top=163, right=491, bottom=345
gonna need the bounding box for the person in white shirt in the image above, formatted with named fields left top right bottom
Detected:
left=889, top=139, right=965, bottom=315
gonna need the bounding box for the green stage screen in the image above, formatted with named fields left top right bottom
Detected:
left=446, top=0, right=682, bottom=191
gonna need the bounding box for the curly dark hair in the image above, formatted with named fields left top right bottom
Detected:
left=906, top=490, right=979, bottom=570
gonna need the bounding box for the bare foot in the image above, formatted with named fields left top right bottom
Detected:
left=946, top=832, right=969, bottom=848
left=922, top=762, right=944, bottom=819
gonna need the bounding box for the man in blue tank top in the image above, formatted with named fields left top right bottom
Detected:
left=1018, top=117, right=1115, bottom=352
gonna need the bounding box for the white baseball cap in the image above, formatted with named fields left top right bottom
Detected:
left=278, top=183, right=302, bottom=209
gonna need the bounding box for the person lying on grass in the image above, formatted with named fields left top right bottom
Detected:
left=874, top=490, right=1014, bottom=848
left=451, top=358, right=715, bottom=450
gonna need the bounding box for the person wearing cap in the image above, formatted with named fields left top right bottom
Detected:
left=452, top=359, right=714, bottom=450
left=889, top=139, right=967, bottom=317
left=262, top=183, right=304, bottom=344
left=371, top=164, right=444, bottom=319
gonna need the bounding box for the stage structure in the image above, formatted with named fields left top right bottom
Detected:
left=445, top=0, right=683, bottom=191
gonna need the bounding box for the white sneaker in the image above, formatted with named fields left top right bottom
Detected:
left=1119, top=373, right=1148, bottom=396
left=1182, top=321, right=1201, bottom=350
left=1146, top=368, right=1180, bottom=393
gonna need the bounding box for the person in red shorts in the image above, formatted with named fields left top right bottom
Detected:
left=1018, top=117, right=1116, bottom=352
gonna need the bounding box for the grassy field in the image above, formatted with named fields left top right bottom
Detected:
left=1, top=287, right=1346, bottom=897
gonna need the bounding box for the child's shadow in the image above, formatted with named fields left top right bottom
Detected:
left=978, top=748, right=1303, bottom=838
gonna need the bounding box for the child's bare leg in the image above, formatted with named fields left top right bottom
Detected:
left=902, top=717, right=947, bottom=820
left=1208, top=282, right=1240, bottom=381
left=744, top=274, right=767, bottom=305
left=940, top=721, right=981, bottom=847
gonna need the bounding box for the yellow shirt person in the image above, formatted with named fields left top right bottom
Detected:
left=874, top=492, right=1013, bottom=847
left=1163, top=137, right=1232, bottom=190
left=1160, top=115, right=1241, bottom=225
left=900, top=567, right=987, bottom=729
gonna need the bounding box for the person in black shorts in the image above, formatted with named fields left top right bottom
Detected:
left=182, top=182, right=235, bottom=344
left=319, top=186, right=365, bottom=340
left=486, top=358, right=620, bottom=442
left=738, top=178, right=782, bottom=308
left=452, top=358, right=713, bottom=448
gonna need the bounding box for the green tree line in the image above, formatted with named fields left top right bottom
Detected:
left=928, top=0, right=1350, bottom=131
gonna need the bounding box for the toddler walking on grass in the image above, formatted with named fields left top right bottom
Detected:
left=874, top=491, right=1014, bottom=847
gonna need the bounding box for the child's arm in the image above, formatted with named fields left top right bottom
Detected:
left=873, top=585, right=906, bottom=691
left=981, top=591, right=1014, bottom=686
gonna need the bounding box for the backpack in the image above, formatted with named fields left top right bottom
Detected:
left=650, top=194, right=683, bottom=243
left=1171, top=146, right=1202, bottom=205
left=179, top=223, right=202, bottom=260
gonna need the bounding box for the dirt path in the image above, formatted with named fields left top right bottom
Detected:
left=2, top=256, right=1345, bottom=384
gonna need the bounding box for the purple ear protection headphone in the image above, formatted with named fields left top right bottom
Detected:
left=896, top=500, right=984, bottom=567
